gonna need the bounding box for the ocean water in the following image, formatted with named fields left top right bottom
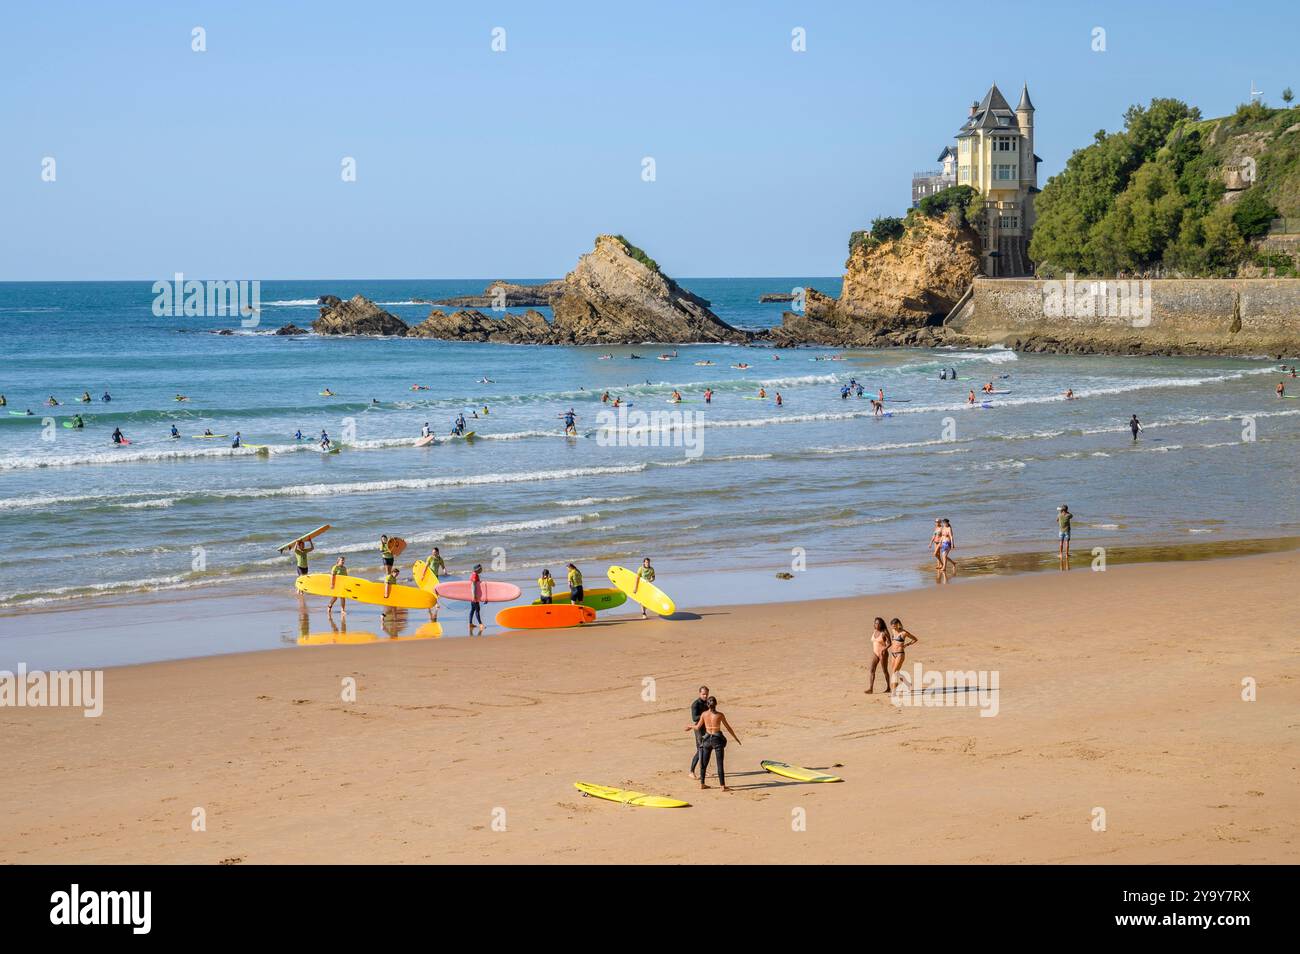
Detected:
left=1, top=279, right=1297, bottom=641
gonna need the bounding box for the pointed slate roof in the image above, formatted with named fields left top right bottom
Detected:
left=936, top=145, right=956, bottom=162
left=1017, top=83, right=1034, bottom=111
left=956, top=84, right=1022, bottom=137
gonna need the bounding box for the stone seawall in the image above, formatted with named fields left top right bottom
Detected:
left=947, top=277, right=1300, bottom=356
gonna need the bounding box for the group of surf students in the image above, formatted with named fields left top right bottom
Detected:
left=292, top=536, right=662, bottom=630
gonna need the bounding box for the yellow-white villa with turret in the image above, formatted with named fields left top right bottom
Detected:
left=954, top=83, right=1040, bottom=276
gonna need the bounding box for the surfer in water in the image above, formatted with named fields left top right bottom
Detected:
left=80, top=391, right=91, bottom=402
left=704, top=388, right=713, bottom=404
left=231, top=431, right=241, bottom=448
left=775, top=392, right=783, bottom=407
left=101, top=392, right=112, bottom=402
left=1129, top=414, right=1143, bottom=440
left=70, top=414, right=84, bottom=428
left=170, top=425, right=180, bottom=439
left=562, top=409, right=577, bottom=436
left=967, top=390, right=976, bottom=405
left=867, top=617, right=892, bottom=694
left=319, top=430, right=331, bottom=450
left=685, top=695, right=741, bottom=791
left=111, top=427, right=126, bottom=445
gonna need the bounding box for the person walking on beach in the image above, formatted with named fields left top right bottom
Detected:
left=420, top=546, right=446, bottom=583
left=930, top=519, right=944, bottom=569
left=566, top=562, right=584, bottom=605
left=887, top=618, right=918, bottom=692
left=291, top=537, right=315, bottom=577
left=327, top=556, right=348, bottom=615
left=685, top=696, right=741, bottom=791
left=537, top=569, right=555, bottom=604
left=1057, top=505, right=1073, bottom=561
left=469, top=563, right=485, bottom=635
left=867, top=617, right=892, bottom=694
left=1129, top=414, right=1143, bottom=440
left=688, top=685, right=710, bottom=779
left=939, top=518, right=957, bottom=573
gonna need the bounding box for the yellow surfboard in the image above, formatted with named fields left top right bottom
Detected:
left=606, top=566, right=675, bottom=616
left=294, top=573, right=435, bottom=609
left=278, top=524, right=331, bottom=553
left=574, top=782, right=689, bottom=808
left=760, top=760, right=843, bottom=783
left=411, top=560, right=441, bottom=596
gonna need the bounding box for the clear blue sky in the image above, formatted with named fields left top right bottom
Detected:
left=2, top=0, right=1297, bottom=280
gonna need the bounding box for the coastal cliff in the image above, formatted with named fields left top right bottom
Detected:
left=772, top=214, right=981, bottom=346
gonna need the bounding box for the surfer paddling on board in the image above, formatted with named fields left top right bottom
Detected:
left=327, top=557, right=348, bottom=616
left=688, top=685, right=709, bottom=778
left=685, top=696, right=741, bottom=791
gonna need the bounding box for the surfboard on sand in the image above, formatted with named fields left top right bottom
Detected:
left=574, top=782, right=689, bottom=808
left=532, top=587, right=627, bottom=611
left=496, top=604, right=595, bottom=629
left=278, top=524, right=331, bottom=553
left=295, top=573, right=435, bottom=610
left=606, top=566, right=675, bottom=616
left=435, top=580, right=522, bottom=603
left=760, top=760, right=843, bottom=783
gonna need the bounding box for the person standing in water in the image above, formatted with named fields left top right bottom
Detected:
left=867, top=617, right=892, bottom=694
left=685, top=696, right=741, bottom=791
left=930, top=519, right=944, bottom=569
left=420, top=546, right=446, bottom=584
left=1129, top=414, right=1142, bottom=440
left=111, top=427, right=126, bottom=444
left=1057, top=504, right=1073, bottom=561
left=939, top=518, right=957, bottom=573
left=688, top=685, right=710, bottom=779
left=379, top=535, right=394, bottom=576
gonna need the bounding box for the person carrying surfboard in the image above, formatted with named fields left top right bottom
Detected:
left=291, top=538, right=315, bottom=577
left=379, top=535, right=395, bottom=575
left=566, top=563, right=584, bottom=605
left=327, top=556, right=348, bottom=615
left=381, top=567, right=401, bottom=604
left=684, top=696, right=741, bottom=792
left=537, top=569, right=555, bottom=604
left=634, top=558, right=656, bottom=619
left=1129, top=414, right=1143, bottom=440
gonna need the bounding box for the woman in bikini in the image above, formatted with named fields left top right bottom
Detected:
left=939, top=518, right=957, bottom=573
left=867, top=617, right=891, bottom=694
left=888, top=618, right=918, bottom=692
left=684, top=696, right=741, bottom=791
left=930, top=519, right=943, bottom=569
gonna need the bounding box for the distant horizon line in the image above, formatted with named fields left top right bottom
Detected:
left=0, top=275, right=844, bottom=285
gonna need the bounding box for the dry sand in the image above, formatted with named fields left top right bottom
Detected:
left=1, top=553, right=1296, bottom=864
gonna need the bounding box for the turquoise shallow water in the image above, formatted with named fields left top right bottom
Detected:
left=1, top=279, right=1297, bottom=658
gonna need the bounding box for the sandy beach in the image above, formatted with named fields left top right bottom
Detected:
left=1, top=551, right=1295, bottom=865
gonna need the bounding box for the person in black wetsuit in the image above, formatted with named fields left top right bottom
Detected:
left=688, top=685, right=710, bottom=779
left=1129, top=414, right=1142, bottom=440
left=685, top=695, right=742, bottom=791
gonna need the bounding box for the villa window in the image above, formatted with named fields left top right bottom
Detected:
left=1000, top=216, right=1019, bottom=228
left=994, top=164, right=1017, bottom=180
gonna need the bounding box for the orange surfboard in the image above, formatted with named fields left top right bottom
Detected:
left=495, top=604, right=596, bottom=629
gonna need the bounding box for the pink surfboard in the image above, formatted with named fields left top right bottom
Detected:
left=434, top=580, right=522, bottom=603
